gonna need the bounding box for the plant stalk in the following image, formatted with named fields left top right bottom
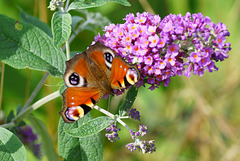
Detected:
left=65, top=40, right=71, bottom=60
left=14, top=90, right=60, bottom=124
left=22, top=72, right=49, bottom=111
left=94, top=105, right=132, bottom=132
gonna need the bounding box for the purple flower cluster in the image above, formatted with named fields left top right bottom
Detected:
left=95, top=12, right=231, bottom=89
left=126, top=140, right=156, bottom=154
left=130, top=124, right=148, bottom=139
left=105, top=123, right=121, bottom=142
left=128, top=108, right=141, bottom=121
left=17, top=126, right=41, bottom=159
left=126, top=124, right=155, bottom=153
left=105, top=111, right=155, bottom=153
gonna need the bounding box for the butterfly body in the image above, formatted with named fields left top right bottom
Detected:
left=60, top=42, right=140, bottom=123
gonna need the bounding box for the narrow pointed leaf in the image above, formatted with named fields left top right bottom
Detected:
left=119, top=86, right=138, bottom=116
left=58, top=113, right=103, bottom=161
left=0, top=127, right=27, bottom=161
left=68, top=0, right=131, bottom=11
left=27, top=115, right=58, bottom=161
left=0, top=14, right=66, bottom=77
left=65, top=116, right=114, bottom=138
left=52, top=11, right=72, bottom=47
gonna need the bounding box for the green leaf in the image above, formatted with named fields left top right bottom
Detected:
left=6, top=110, right=15, bottom=123
left=77, top=10, right=110, bottom=34
left=65, top=116, right=114, bottom=138
left=119, top=86, right=138, bottom=116
left=16, top=105, right=23, bottom=115
left=59, top=84, right=66, bottom=94
left=68, top=0, right=131, bottom=11
left=58, top=113, right=103, bottom=161
left=84, top=12, right=110, bottom=33
left=52, top=11, right=72, bottom=47
left=19, top=9, right=52, bottom=37
left=27, top=115, right=58, bottom=161
left=0, top=127, right=27, bottom=161
left=0, top=14, right=66, bottom=77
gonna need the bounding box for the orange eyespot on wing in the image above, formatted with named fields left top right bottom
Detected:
left=64, top=106, right=85, bottom=122
left=126, top=68, right=139, bottom=85
left=65, top=53, right=90, bottom=79
left=64, top=53, right=93, bottom=88
left=60, top=87, right=103, bottom=123
left=110, top=57, right=140, bottom=89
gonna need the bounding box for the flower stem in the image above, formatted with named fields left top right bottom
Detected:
left=22, top=72, right=49, bottom=111
left=119, top=116, right=130, bottom=119
left=65, top=40, right=71, bottom=60
left=62, top=20, right=89, bottom=51
left=10, top=91, right=60, bottom=126
left=138, top=0, right=155, bottom=15
left=59, top=7, right=64, bottom=12
left=94, top=105, right=132, bottom=132
left=0, top=122, right=15, bottom=128
left=65, top=0, right=70, bottom=11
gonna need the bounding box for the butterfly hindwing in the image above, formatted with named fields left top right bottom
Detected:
left=60, top=87, right=104, bottom=123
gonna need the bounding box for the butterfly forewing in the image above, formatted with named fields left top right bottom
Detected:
left=110, top=57, right=140, bottom=89
left=86, top=41, right=116, bottom=71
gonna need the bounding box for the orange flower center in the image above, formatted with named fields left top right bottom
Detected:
left=170, top=47, right=175, bottom=52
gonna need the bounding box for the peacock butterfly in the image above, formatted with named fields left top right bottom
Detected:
left=60, top=41, right=140, bottom=123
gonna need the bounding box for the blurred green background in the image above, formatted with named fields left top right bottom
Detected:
left=0, top=0, right=240, bottom=160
